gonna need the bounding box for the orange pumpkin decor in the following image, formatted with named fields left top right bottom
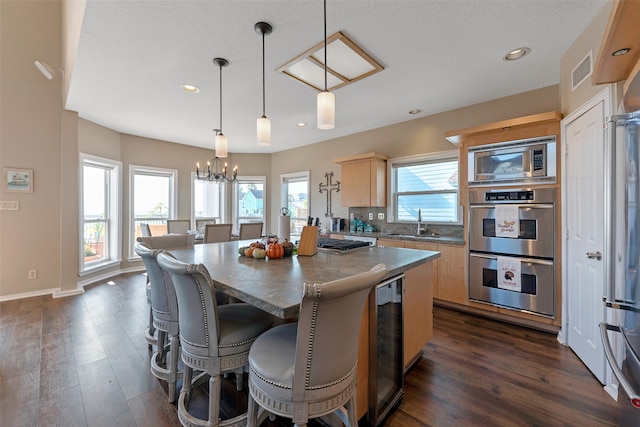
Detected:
left=266, top=242, right=284, bottom=259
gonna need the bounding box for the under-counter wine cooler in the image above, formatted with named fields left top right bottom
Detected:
left=368, top=274, right=404, bottom=426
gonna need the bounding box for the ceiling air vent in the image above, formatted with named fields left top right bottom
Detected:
left=572, top=50, right=592, bottom=91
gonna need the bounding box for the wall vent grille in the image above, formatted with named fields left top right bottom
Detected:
left=572, top=50, right=592, bottom=91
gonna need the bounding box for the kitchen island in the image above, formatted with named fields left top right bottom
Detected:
left=169, top=240, right=439, bottom=319
left=169, top=240, right=439, bottom=422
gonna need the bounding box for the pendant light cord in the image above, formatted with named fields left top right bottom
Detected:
left=262, top=30, right=266, bottom=117
left=323, top=0, right=327, bottom=92
left=219, top=62, right=223, bottom=134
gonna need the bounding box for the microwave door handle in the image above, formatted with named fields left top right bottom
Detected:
left=600, top=323, right=640, bottom=409
left=468, top=204, right=554, bottom=209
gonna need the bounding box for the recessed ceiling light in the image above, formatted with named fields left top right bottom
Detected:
left=612, top=48, right=631, bottom=57
left=409, top=108, right=422, bottom=115
left=503, top=47, right=531, bottom=61
left=297, top=122, right=307, bottom=127
left=180, top=84, right=200, bottom=93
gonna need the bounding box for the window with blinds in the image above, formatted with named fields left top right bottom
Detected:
left=390, top=151, right=459, bottom=223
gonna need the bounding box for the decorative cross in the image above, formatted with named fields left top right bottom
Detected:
left=318, top=172, right=340, bottom=218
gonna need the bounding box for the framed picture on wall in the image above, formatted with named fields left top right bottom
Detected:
left=3, top=168, right=33, bottom=193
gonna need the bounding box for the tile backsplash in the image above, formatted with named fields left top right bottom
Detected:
left=348, top=207, right=463, bottom=238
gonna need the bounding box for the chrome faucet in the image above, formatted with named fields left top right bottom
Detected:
left=417, top=209, right=426, bottom=235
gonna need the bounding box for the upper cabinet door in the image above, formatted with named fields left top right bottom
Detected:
left=335, top=153, right=388, bottom=207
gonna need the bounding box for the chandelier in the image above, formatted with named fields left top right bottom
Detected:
left=196, top=148, right=238, bottom=183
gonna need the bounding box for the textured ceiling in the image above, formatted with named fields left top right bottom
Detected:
left=65, top=0, right=608, bottom=154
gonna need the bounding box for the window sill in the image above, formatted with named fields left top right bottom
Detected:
left=79, top=259, right=122, bottom=277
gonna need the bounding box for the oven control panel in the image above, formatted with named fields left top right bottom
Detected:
left=484, top=190, right=535, bottom=202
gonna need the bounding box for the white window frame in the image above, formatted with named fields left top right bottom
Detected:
left=191, top=171, right=227, bottom=227
left=79, top=153, right=122, bottom=276
left=387, top=150, right=461, bottom=224
left=281, top=171, right=310, bottom=238
left=233, top=176, right=267, bottom=234
left=129, top=165, right=177, bottom=260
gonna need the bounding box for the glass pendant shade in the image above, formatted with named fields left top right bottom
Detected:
left=317, top=90, right=335, bottom=130
left=257, top=116, right=271, bottom=146
left=215, top=133, right=228, bottom=158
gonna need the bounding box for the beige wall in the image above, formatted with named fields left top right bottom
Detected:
left=270, top=85, right=560, bottom=232
left=1, top=0, right=611, bottom=300
left=559, top=2, right=613, bottom=114
left=1, top=1, right=64, bottom=297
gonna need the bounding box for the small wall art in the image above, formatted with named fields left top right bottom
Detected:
left=3, top=168, right=33, bottom=193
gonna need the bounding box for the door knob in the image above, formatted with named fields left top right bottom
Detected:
left=586, top=251, right=602, bottom=260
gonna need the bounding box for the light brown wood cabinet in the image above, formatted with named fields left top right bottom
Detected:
left=354, top=260, right=434, bottom=417
left=377, top=239, right=438, bottom=370
left=334, top=152, right=388, bottom=207
left=380, top=239, right=467, bottom=307
left=403, top=262, right=433, bottom=370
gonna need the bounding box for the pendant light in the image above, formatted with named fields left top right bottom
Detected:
left=213, top=57, right=229, bottom=158
left=317, top=0, right=335, bottom=130
left=255, top=22, right=273, bottom=146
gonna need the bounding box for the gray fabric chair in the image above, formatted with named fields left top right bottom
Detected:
left=137, top=234, right=195, bottom=249
left=137, top=235, right=195, bottom=351
left=195, top=217, right=217, bottom=233
left=238, top=222, right=263, bottom=240
left=140, top=223, right=152, bottom=237
left=246, top=264, right=388, bottom=427
left=204, top=224, right=233, bottom=243
left=167, top=219, right=191, bottom=234
left=157, top=252, right=273, bottom=427
left=135, top=244, right=182, bottom=402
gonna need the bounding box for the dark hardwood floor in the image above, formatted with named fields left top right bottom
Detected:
left=0, top=272, right=622, bottom=426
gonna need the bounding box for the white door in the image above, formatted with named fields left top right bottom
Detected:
left=564, top=99, right=606, bottom=383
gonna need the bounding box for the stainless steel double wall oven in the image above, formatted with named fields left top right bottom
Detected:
left=468, top=187, right=556, bottom=317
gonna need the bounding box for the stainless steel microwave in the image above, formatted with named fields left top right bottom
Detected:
left=467, top=136, right=556, bottom=187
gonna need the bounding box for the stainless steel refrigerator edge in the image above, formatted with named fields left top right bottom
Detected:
left=600, top=110, right=640, bottom=425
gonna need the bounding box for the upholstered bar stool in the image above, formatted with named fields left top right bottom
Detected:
left=157, top=252, right=273, bottom=427
left=246, top=264, right=388, bottom=427
left=136, top=234, right=229, bottom=403
left=135, top=243, right=182, bottom=402
left=138, top=234, right=196, bottom=351
left=238, top=222, right=263, bottom=240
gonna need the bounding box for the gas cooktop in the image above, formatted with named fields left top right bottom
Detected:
left=317, top=237, right=373, bottom=252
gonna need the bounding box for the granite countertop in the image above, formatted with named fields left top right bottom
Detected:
left=169, top=240, right=440, bottom=319
left=334, top=231, right=465, bottom=245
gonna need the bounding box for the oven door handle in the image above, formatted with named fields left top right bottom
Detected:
left=469, top=204, right=554, bottom=209
left=600, top=323, right=640, bottom=409
left=468, top=252, right=554, bottom=265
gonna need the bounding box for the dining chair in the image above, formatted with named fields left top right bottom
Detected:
left=195, top=217, right=217, bottom=233
left=246, top=263, right=388, bottom=427
left=239, top=222, right=263, bottom=240
left=204, top=223, right=232, bottom=243
left=167, top=219, right=191, bottom=234
left=140, top=223, right=152, bottom=237
left=137, top=234, right=195, bottom=249
left=157, top=252, right=273, bottom=427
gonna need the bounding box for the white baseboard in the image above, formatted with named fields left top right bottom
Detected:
left=604, top=383, right=618, bottom=401
left=0, top=287, right=60, bottom=302
left=53, top=288, right=85, bottom=298
left=0, top=266, right=146, bottom=302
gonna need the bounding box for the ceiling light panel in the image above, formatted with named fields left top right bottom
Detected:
left=279, top=31, right=383, bottom=92
left=283, top=58, right=344, bottom=91
left=313, top=39, right=377, bottom=80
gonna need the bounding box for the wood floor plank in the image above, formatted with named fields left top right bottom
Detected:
left=77, top=357, right=137, bottom=426
left=0, top=273, right=624, bottom=426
